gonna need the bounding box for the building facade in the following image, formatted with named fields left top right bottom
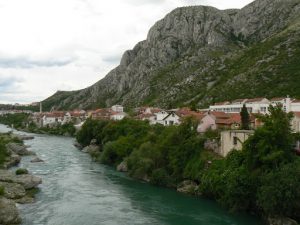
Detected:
left=220, top=130, right=254, bottom=157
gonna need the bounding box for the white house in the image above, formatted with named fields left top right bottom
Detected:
left=153, top=110, right=169, bottom=125
left=42, top=112, right=65, bottom=127
left=110, top=112, right=127, bottom=121
left=111, top=105, right=124, bottom=113
left=162, top=111, right=181, bottom=126
left=142, top=110, right=182, bottom=126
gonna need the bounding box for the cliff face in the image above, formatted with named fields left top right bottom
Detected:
left=43, top=0, right=300, bottom=110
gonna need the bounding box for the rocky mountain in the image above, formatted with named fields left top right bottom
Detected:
left=43, top=0, right=300, bottom=110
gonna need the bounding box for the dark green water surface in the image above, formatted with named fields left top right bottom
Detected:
left=0, top=124, right=263, bottom=225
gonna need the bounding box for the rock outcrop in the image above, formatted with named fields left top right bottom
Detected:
left=117, top=161, right=128, bottom=172
left=177, top=180, right=200, bottom=195
left=267, top=216, right=298, bottom=225
left=0, top=197, right=21, bottom=225
left=0, top=182, right=26, bottom=200
left=3, top=153, right=21, bottom=169
left=0, top=170, right=42, bottom=190
left=12, top=134, right=34, bottom=141
left=42, top=0, right=300, bottom=110
left=73, top=141, right=83, bottom=150
left=30, top=157, right=44, bottom=163
left=6, top=143, right=35, bottom=156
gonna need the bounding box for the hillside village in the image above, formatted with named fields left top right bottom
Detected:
left=1, top=96, right=300, bottom=158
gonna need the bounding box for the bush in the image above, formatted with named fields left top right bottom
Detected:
left=150, top=168, right=171, bottom=186
left=16, top=168, right=29, bottom=175
left=0, top=186, right=4, bottom=196
left=0, top=136, right=9, bottom=166
left=257, top=161, right=300, bottom=218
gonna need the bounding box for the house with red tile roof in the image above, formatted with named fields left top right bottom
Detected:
left=42, top=111, right=65, bottom=127
left=91, top=108, right=112, bottom=120
left=197, top=111, right=256, bottom=133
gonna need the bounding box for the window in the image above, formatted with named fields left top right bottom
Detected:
left=169, top=121, right=174, bottom=125
left=260, top=107, right=266, bottom=112
left=233, top=136, right=238, bottom=145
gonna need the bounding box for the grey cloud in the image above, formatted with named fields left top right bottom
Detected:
left=102, top=54, right=121, bottom=64
left=0, top=57, right=75, bottom=69
left=124, top=0, right=166, bottom=6
left=0, top=76, right=23, bottom=92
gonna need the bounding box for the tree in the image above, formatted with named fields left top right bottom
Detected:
left=243, top=104, right=294, bottom=170
left=240, top=104, right=250, bottom=130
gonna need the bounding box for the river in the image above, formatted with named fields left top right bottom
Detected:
left=0, top=124, right=263, bottom=225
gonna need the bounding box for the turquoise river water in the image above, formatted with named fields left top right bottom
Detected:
left=0, top=124, right=263, bottom=225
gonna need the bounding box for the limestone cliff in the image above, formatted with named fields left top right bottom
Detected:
left=43, top=0, right=300, bottom=110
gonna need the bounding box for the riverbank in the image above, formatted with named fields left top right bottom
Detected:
left=0, top=113, right=76, bottom=137
left=74, top=108, right=300, bottom=225
left=0, top=132, right=42, bottom=225
left=2, top=125, right=262, bottom=225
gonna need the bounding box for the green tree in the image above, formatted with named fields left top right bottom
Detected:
left=240, top=104, right=250, bottom=130
left=244, top=104, right=294, bottom=170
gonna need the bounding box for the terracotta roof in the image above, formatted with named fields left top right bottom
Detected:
left=215, top=119, right=234, bottom=125
left=245, top=98, right=267, bottom=103
left=151, top=108, right=162, bottom=113
left=70, top=112, right=85, bottom=117
left=93, top=108, right=111, bottom=114
left=46, top=111, right=65, bottom=117
left=231, top=99, right=248, bottom=103
left=271, top=97, right=285, bottom=101
left=228, top=113, right=241, bottom=123
left=136, top=113, right=155, bottom=119
left=209, top=111, right=230, bottom=119
left=214, top=101, right=230, bottom=106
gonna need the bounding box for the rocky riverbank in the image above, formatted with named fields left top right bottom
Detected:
left=0, top=133, right=42, bottom=225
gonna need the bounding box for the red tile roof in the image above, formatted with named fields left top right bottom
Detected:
left=214, top=101, right=230, bottom=106
left=209, top=111, right=230, bottom=119
left=231, top=99, right=248, bottom=103
left=271, top=97, right=285, bottom=101
left=246, top=98, right=267, bottom=103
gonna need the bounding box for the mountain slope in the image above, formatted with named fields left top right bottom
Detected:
left=43, top=0, right=300, bottom=110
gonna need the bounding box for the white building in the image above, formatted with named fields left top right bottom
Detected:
left=153, top=110, right=169, bottom=125
left=291, top=100, right=300, bottom=112
left=111, top=105, right=124, bottom=113
left=291, top=112, right=300, bottom=133
left=42, top=112, right=64, bottom=127
left=210, top=97, right=300, bottom=114
left=110, top=112, right=127, bottom=121
left=162, top=111, right=181, bottom=126
left=148, top=110, right=182, bottom=126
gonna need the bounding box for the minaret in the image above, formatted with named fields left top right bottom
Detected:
left=40, top=102, right=42, bottom=114
left=286, top=95, right=291, bottom=113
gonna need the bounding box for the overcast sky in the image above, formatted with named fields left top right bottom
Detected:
left=0, top=0, right=254, bottom=104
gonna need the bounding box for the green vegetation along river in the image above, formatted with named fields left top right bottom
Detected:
left=0, top=124, right=263, bottom=225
